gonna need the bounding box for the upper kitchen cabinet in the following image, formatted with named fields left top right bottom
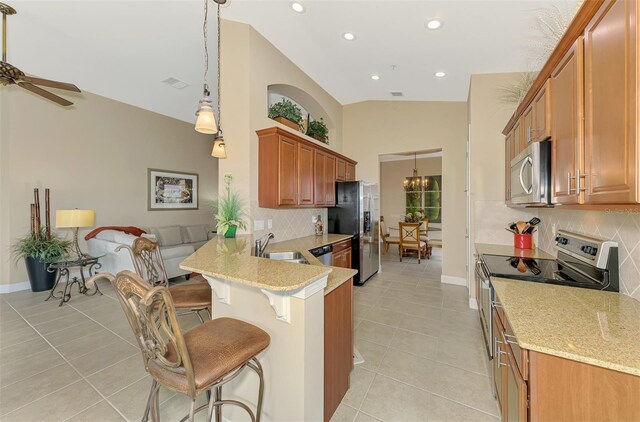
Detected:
left=505, top=130, right=515, bottom=201
left=583, top=0, right=638, bottom=204
left=532, top=81, right=552, bottom=142
left=346, top=163, right=356, bottom=181
left=336, top=159, right=356, bottom=182
left=258, top=127, right=357, bottom=209
left=551, top=37, right=584, bottom=205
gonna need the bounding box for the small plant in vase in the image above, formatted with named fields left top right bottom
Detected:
left=307, top=118, right=329, bottom=144
left=268, top=97, right=303, bottom=132
left=404, top=211, right=424, bottom=223
left=12, top=188, right=71, bottom=292
left=215, top=174, right=248, bottom=238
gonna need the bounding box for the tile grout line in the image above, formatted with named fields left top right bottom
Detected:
left=3, top=300, right=130, bottom=422
left=69, top=302, right=139, bottom=348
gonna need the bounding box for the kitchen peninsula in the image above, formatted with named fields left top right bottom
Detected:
left=180, top=234, right=357, bottom=422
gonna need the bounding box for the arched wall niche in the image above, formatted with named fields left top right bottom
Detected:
left=267, top=83, right=335, bottom=131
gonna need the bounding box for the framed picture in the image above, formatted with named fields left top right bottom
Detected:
left=148, top=169, right=198, bottom=210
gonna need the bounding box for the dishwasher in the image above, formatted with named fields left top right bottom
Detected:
left=309, top=245, right=333, bottom=265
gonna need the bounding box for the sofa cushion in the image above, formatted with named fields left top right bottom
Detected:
left=94, top=230, right=122, bottom=242
left=160, top=244, right=194, bottom=260
left=184, top=225, right=208, bottom=243
left=156, top=226, right=183, bottom=246
left=113, top=232, right=138, bottom=246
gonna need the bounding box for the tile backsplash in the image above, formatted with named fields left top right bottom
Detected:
left=473, top=200, right=539, bottom=245
left=250, top=201, right=328, bottom=242
left=538, top=208, right=640, bottom=300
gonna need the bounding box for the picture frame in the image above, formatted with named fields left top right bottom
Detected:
left=148, top=169, right=199, bottom=210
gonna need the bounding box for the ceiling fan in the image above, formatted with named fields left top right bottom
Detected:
left=0, top=2, right=80, bottom=106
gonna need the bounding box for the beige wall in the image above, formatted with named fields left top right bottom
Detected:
left=1, top=88, right=218, bottom=288
left=218, top=20, right=345, bottom=241
left=343, top=101, right=468, bottom=282
left=379, top=157, right=442, bottom=226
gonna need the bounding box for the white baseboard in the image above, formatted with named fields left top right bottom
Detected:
left=0, top=281, right=31, bottom=294
left=441, top=275, right=467, bottom=286
left=468, top=298, right=479, bottom=310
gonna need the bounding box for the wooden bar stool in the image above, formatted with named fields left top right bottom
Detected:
left=88, top=271, right=270, bottom=422
left=117, top=237, right=212, bottom=323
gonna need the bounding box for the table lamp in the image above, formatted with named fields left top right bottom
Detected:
left=55, top=209, right=95, bottom=258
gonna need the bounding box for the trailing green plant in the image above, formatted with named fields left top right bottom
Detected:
left=12, top=227, right=71, bottom=262
left=215, top=173, right=248, bottom=236
left=268, top=97, right=303, bottom=127
left=308, top=118, right=329, bottom=143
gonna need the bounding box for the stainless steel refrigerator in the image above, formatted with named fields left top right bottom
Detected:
left=328, top=181, right=380, bottom=285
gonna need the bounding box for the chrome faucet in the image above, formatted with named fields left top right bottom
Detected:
left=254, top=233, right=275, bottom=257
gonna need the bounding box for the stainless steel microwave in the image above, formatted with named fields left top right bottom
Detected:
left=510, top=140, right=551, bottom=205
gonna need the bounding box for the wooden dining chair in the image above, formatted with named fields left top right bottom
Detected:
left=379, top=216, right=400, bottom=253
left=399, top=222, right=428, bottom=263
left=420, top=217, right=432, bottom=259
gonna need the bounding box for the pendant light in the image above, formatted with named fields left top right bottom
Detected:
left=211, top=0, right=227, bottom=158
left=195, top=0, right=217, bottom=134
left=403, top=152, right=423, bottom=191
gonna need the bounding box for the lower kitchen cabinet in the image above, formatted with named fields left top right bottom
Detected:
left=505, top=347, right=528, bottom=422
left=324, top=278, right=353, bottom=422
left=332, top=239, right=352, bottom=269
left=492, top=309, right=506, bottom=413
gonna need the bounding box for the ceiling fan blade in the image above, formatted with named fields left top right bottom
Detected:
left=20, top=76, right=80, bottom=92
left=18, top=82, right=73, bottom=106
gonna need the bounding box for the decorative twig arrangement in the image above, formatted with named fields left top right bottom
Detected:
left=30, top=188, right=51, bottom=241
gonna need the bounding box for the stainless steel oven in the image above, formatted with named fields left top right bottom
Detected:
left=510, top=140, right=551, bottom=205
left=475, top=257, right=493, bottom=359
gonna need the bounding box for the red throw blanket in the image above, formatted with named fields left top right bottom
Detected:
left=84, top=226, right=146, bottom=241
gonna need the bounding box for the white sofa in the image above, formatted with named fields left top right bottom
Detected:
left=87, top=224, right=215, bottom=279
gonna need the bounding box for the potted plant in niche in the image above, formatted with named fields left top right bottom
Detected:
left=307, top=118, right=329, bottom=144
left=12, top=189, right=71, bottom=292
left=268, top=97, right=303, bottom=132
left=215, top=174, right=248, bottom=238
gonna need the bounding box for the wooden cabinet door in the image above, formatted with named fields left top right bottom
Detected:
left=505, top=131, right=514, bottom=201
left=346, top=163, right=356, bottom=181
left=492, top=309, right=506, bottom=415
left=314, top=150, right=326, bottom=205
left=336, top=158, right=347, bottom=181
left=522, top=104, right=535, bottom=146
left=505, top=347, right=528, bottom=422
left=298, top=143, right=314, bottom=205
left=513, top=118, right=524, bottom=155
left=278, top=137, right=298, bottom=206
left=344, top=248, right=352, bottom=268
left=533, top=80, right=552, bottom=141
left=584, top=0, right=638, bottom=204
left=551, top=37, right=584, bottom=205
left=325, top=154, right=337, bottom=205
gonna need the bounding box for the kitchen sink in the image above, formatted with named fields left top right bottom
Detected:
left=263, top=251, right=309, bottom=265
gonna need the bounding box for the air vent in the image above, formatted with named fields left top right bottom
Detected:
left=162, top=77, right=189, bottom=89
left=390, top=91, right=404, bottom=97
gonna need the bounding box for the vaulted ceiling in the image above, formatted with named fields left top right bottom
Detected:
left=5, top=0, right=576, bottom=123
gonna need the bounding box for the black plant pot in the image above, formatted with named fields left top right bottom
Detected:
left=25, top=256, right=57, bottom=292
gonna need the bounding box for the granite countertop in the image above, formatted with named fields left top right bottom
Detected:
left=180, top=234, right=357, bottom=295
left=475, top=243, right=555, bottom=260
left=492, top=278, right=640, bottom=377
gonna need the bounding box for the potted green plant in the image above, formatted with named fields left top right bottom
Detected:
left=12, top=189, right=71, bottom=292
left=268, top=97, right=303, bottom=132
left=215, top=174, right=248, bottom=238
left=307, top=118, right=329, bottom=144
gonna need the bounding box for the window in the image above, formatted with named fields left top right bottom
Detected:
left=404, top=174, right=442, bottom=223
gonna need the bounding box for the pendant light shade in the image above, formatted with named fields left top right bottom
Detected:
left=211, top=137, right=226, bottom=158
left=195, top=96, right=218, bottom=134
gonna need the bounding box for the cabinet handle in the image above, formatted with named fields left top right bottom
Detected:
left=503, top=332, right=518, bottom=346
left=567, top=172, right=577, bottom=194
left=495, top=339, right=509, bottom=368
left=578, top=171, right=589, bottom=192
left=527, top=127, right=532, bottom=143
left=491, top=300, right=502, bottom=309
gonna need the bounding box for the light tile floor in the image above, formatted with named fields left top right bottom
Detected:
left=331, top=247, right=500, bottom=422
left=0, top=247, right=498, bottom=421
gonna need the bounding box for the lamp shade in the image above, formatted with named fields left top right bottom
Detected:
left=55, top=209, right=95, bottom=228
left=211, top=139, right=226, bottom=158
left=195, top=98, right=218, bottom=134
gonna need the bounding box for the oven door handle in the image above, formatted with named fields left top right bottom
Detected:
left=519, top=156, right=533, bottom=195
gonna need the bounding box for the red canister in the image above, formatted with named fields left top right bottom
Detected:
left=514, top=234, right=533, bottom=249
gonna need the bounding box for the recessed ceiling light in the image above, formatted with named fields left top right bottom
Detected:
left=290, top=2, right=305, bottom=13
left=434, top=71, right=446, bottom=78
left=371, top=75, right=380, bottom=80
left=343, top=32, right=356, bottom=41
left=426, top=19, right=443, bottom=30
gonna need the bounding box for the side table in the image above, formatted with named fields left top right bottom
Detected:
left=45, top=254, right=105, bottom=306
